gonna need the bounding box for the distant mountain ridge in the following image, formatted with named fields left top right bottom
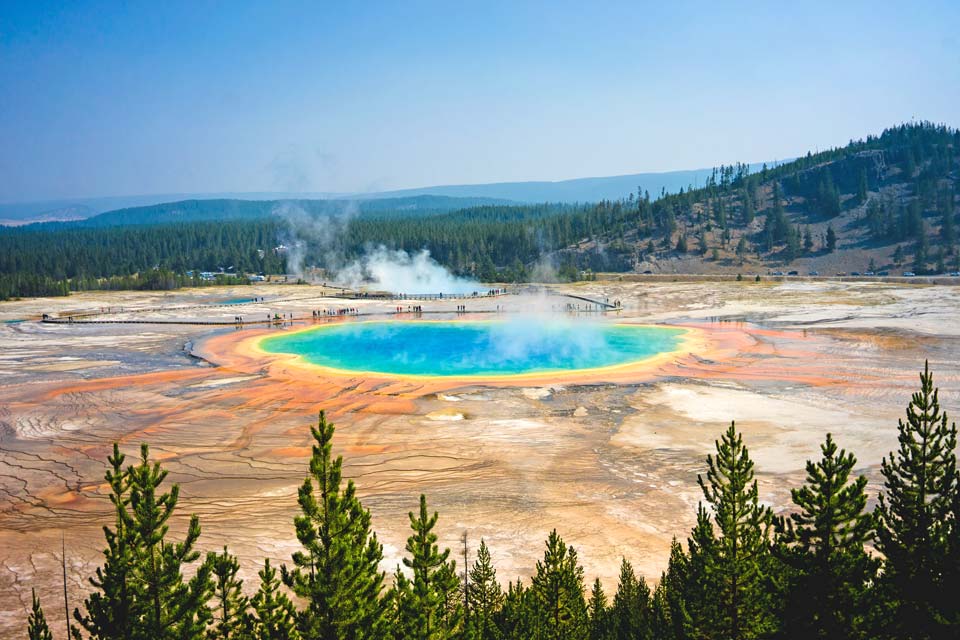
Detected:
left=15, top=195, right=516, bottom=230
left=0, top=164, right=781, bottom=225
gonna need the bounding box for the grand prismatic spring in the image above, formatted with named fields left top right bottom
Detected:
left=1, top=280, right=959, bottom=633
left=258, top=320, right=687, bottom=378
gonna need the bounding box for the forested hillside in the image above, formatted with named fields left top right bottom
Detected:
left=1, top=122, right=957, bottom=299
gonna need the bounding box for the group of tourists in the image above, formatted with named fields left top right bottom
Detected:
left=312, top=308, right=358, bottom=318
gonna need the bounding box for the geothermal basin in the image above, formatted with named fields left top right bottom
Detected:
left=2, top=280, right=960, bottom=634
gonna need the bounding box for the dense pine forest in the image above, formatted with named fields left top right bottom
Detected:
left=2, top=122, right=958, bottom=300
left=25, top=362, right=960, bottom=640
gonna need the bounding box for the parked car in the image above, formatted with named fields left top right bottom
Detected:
left=808, top=270, right=819, bottom=276
left=851, top=272, right=861, bottom=276
left=787, top=270, right=799, bottom=276
left=903, top=272, right=916, bottom=277
left=772, top=271, right=784, bottom=276
left=878, top=271, right=890, bottom=276
left=950, top=271, right=960, bottom=277
left=864, top=271, right=875, bottom=276
left=835, top=272, right=847, bottom=277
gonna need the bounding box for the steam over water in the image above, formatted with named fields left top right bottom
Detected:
left=260, top=319, right=684, bottom=376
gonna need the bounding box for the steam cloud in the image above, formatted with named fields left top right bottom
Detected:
left=338, top=246, right=480, bottom=294
left=273, top=201, right=481, bottom=293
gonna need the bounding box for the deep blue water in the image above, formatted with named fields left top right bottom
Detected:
left=260, top=320, right=683, bottom=376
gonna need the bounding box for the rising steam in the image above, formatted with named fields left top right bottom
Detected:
left=273, top=201, right=480, bottom=293
left=338, top=246, right=480, bottom=294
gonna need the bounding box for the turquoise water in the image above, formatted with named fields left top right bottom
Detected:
left=260, top=320, right=684, bottom=377
left=222, top=297, right=254, bottom=305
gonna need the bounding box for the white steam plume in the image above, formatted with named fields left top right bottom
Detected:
left=272, top=201, right=357, bottom=279
left=337, top=246, right=480, bottom=294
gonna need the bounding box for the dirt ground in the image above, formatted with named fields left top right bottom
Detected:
left=1, top=280, right=959, bottom=634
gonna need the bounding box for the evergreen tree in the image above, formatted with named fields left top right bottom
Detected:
left=282, top=411, right=387, bottom=640
left=398, top=494, right=463, bottom=639
left=250, top=559, right=300, bottom=640
left=127, top=444, right=214, bottom=640
left=530, top=530, right=588, bottom=640
left=650, top=539, right=690, bottom=640
left=206, top=547, right=252, bottom=639
left=697, top=422, right=775, bottom=640
left=28, top=589, right=54, bottom=640
left=825, top=225, right=837, bottom=252
left=775, top=433, right=876, bottom=639
left=74, top=444, right=135, bottom=640
left=684, top=506, right=719, bottom=638
left=587, top=578, right=609, bottom=640
left=874, top=362, right=958, bottom=639
left=497, top=579, right=535, bottom=640
left=467, top=539, right=503, bottom=640
left=609, top=559, right=651, bottom=640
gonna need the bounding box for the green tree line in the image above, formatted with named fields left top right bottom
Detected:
left=26, top=362, right=960, bottom=639
left=3, top=121, right=958, bottom=298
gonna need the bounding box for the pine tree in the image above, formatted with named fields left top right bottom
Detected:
left=282, top=411, right=387, bottom=639
left=697, top=422, right=775, bottom=640
left=650, top=539, right=690, bottom=640
left=28, top=589, right=54, bottom=640
left=467, top=539, right=503, bottom=640
left=127, top=443, right=213, bottom=640
left=250, top=559, right=300, bottom=640
left=587, top=578, right=609, bottom=640
left=398, top=494, right=463, bottom=639
left=74, top=443, right=136, bottom=640
left=826, top=225, right=837, bottom=252
left=874, top=362, right=958, bottom=639
left=497, top=579, right=535, bottom=639
left=684, top=506, right=719, bottom=637
left=530, top=530, right=588, bottom=640
left=206, top=547, right=251, bottom=639
left=609, top=559, right=651, bottom=640
left=775, top=433, right=876, bottom=639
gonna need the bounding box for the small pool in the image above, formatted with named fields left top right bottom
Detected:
left=259, top=319, right=684, bottom=377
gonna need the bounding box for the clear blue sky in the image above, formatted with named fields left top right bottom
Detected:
left=1, top=0, right=958, bottom=202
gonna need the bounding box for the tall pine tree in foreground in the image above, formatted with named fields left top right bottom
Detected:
left=127, top=443, right=213, bottom=640
left=587, top=578, right=609, bottom=640
left=467, top=539, right=504, bottom=640
left=250, top=559, right=300, bottom=640
left=697, top=422, right=775, bottom=640
left=530, top=530, right=589, bottom=640
left=650, top=539, right=691, bottom=640
left=775, top=433, right=876, bottom=639
left=28, top=589, right=54, bottom=640
left=874, top=361, right=958, bottom=639
left=73, top=444, right=135, bottom=640
left=394, top=494, right=463, bottom=639
left=205, top=547, right=251, bottom=639
left=282, top=411, right=387, bottom=640
left=609, top=558, right=651, bottom=640
left=497, top=579, right=535, bottom=639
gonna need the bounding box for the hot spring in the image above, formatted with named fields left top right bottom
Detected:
left=259, top=320, right=686, bottom=377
